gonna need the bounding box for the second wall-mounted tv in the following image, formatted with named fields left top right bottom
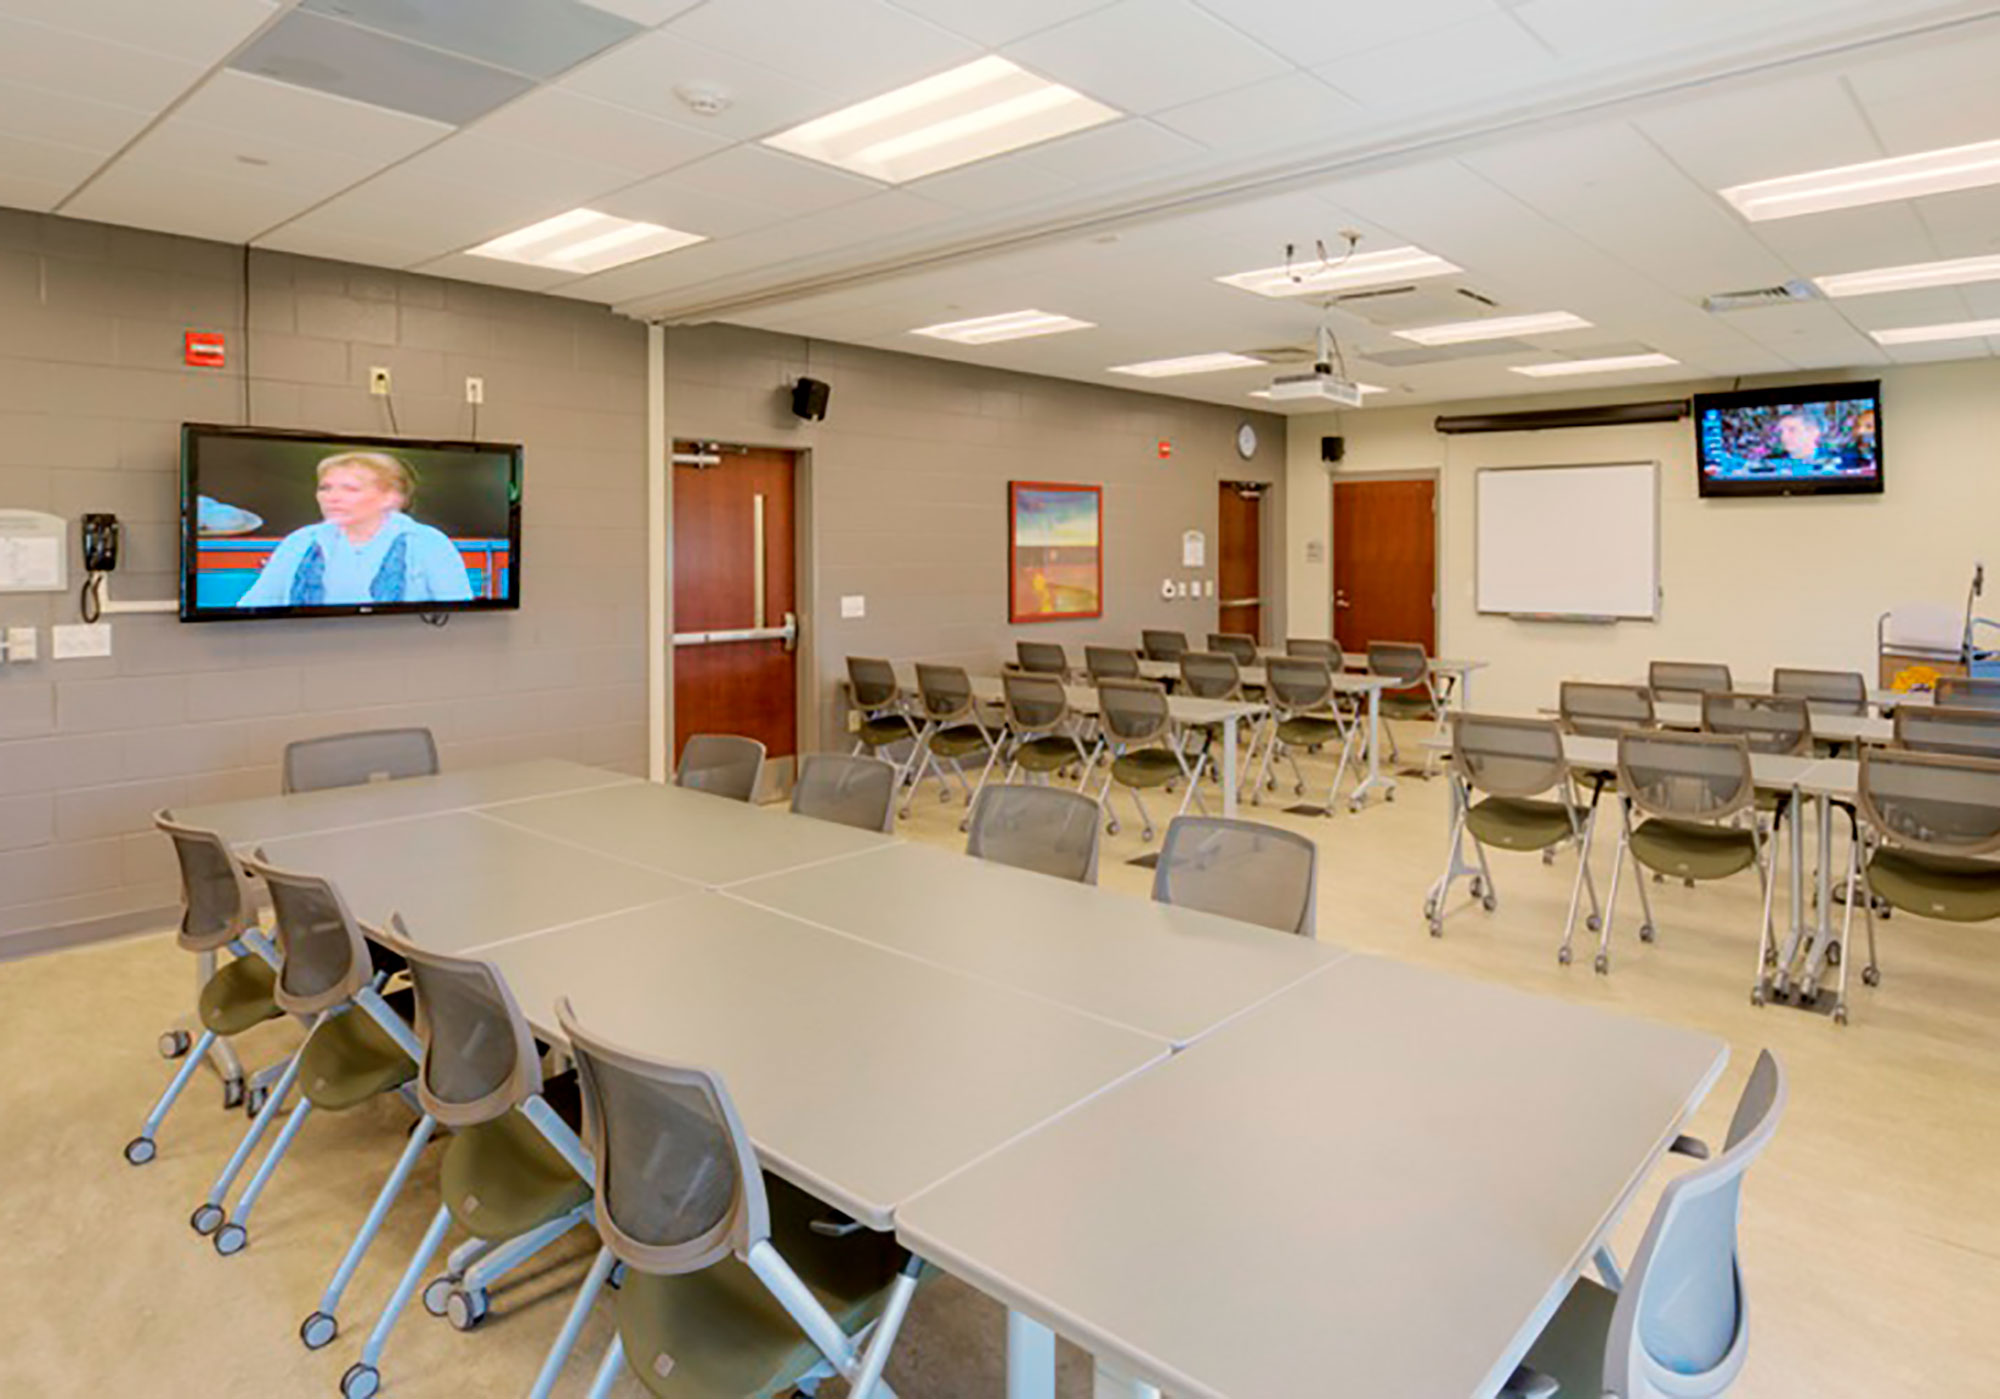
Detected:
left=181, top=424, right=523, bottom=623
left=1694, top=380, right=1882, bottom=498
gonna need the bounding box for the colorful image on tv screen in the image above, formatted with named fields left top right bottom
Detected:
left=1698, top=395, right=1879, bottom=484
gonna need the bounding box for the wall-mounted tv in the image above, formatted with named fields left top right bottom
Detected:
left=180, top=424, right=523, bottom=623
left=1693, top=380, right=1882, bottom=498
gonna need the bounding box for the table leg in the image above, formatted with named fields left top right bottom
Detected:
left=1221, top=714, right=1239, bottom=819
left=1801, top=790, right=1838, bottom=998
left=1007, top=1310, right=1057, bottom=1399
left=1350, top=687, right=1396, bottom=809
left=1772, top=787, right=1807, bottom=997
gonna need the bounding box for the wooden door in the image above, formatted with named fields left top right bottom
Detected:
left=672, top=443, right=797, bottom=770
left=1217, top=482, right=1264, bottom=644
left=1332, top=478, right=1435, bottom=655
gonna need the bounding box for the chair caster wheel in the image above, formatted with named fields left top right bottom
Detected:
left=341, top=1363, right=381, bottom=1399
left=246, top=1084, right=271, bottom=1118
left=124, top=1136, right=157, bottom=1166
left=1833, top=1004, right=1849, bottom=1026
left=1427, top=918, right=1442, bottom=938
left=1480, top=893, right=1497, bottom=912
left=1751, top=986, right=1766, bottom=1006
left=1468, top=876, right=1484, bottom=899
left=1638, top=924, right=1655, bottom=944
left=222, top=1077, right=246, bottom=1111
left=301, top=1311, right=338, bottom=1350
left=1862, top=966, right=1881, bottom=987
left=1294, top=784, right=1306, bottom=797
left=446, top=1286, right=489, bottom=1332
left=1586, top=914, right=1602, bottom=933
left=422, top=1278, right=454, bottom=1318
left=1594, top=953, right=1609, bottom=975
left=159, top=1029, right=192, bottom=1060
left=214, top=1222, right=248, bottom=1256
left=1557, top=947, right=1573, bottom=966
left=1541, top=848, right=1557, bottom=866
left=1422, top=896, right=1438, bottom=920
left=1384, top=789, right=1396, bottom=803
left=191, top=1203, right=225, bottom=1236
left=1826, top=942, right=1842, bottom=966
left=1106, top=820, right=1121, bottom=837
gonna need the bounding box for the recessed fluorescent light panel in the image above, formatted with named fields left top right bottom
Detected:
left=1720, top=137, right=2000, bottom=221
left=1249, top=382, right=1387, bottom=399
left=467, top=209, right=705, bottom=274
left=1510, top=353, right=1679, bottom=378
left=764, top=56, right=1120, bottom=184
left=1218, top=246, right=1460, bottom=298
left=1870, top=318, right=2000, bottom=346
left=1816, top=253, right=2000, bottom=298
left=911, top=310, right=1094, bottom=344
left=1395, top=311, right=1591, bottom=346
left=1108, top=352, right=1264, bottom=377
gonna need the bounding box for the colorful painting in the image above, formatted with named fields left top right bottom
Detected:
left=1009, top=481, right=1102, bottom=623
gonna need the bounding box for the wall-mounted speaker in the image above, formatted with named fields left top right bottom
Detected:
left=791, top=377, right=831, bottom=421
left=1321, top=435, right=1345, bottom=464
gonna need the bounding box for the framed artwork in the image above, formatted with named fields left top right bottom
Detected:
left=1009, top=480, right=1102, bottom=623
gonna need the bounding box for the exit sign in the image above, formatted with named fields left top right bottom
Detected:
left=184, top=331, right=226, bottom=368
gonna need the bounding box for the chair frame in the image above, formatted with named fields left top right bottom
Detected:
left=1250, top=656, right=1359, bottom=816
left=1088, top=677, right=1207, bottom=843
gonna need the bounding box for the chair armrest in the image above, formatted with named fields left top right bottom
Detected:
left=1499, top=1364, right=1560, bottom=1399
left=1670, top=1134, right=1711, bottom=1160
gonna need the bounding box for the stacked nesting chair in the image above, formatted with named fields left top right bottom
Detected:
left=1093, top=677, right=1205, bottom=843
left=995, top=670, right=1094, bottom=788
left=1140, top=629, right=1188, bottom=663
left=189, top=856, right=420, bottom=1259
left=124, top=816, right=287, bottom=1167
left=534, top=999, right=924, bottom=1399
left=1152, top=815, right=1318, bottom=937
left=677, top=734, right=766, bottom=802
left=1430, top=714, right=1603, bottom=950
left=1367, top=640, right=1443, bottom=777
left=1255, top=656, right=1357, bottom=815
left=330, top=921, right=596, bottom=1399
left=791, top=754, right=898, bottom=834
left=1648, top=660, right=1734, bottom=707
left=902, top=662, right=993, bottom=823
left=965, top=783, right=1102, bottom=884
left=844, top=657, right=919, bottom=780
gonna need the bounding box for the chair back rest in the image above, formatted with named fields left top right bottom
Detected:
left=557, top=998, right=766, bottom=1277
left=1616, top=731, right=1754, bottom=823
left=1858, top=747, right=2000, bottom=858
left=1450, top=714, right=1566, bottom=799
left=1284, top=638, right=1340, bottom=663
left=1178, top=650, right=1242, bottom=700
left=1367, top=640, right=1429, bottom=688
left=1936, top=675, right=2000, bottom=711
left=676, top=734, right=765, bottom=802
left=1649, top=660, right=1733, bottom=704
left=1771, top=667, right=1867, bottom=716
left=1560, top=681, right=1655, bottom=738
left=965, top=784, right=1101, bottom=884
left=283, top=727, right=438, bottom=794
left=845, top=656, right=900, bottom=711
left=1141, top=629, right=1188, bottom=662
left=912, top=662, right=976, bottom=724
left=790, top=753, right=897, bottom=834
left=1702, top=692, right=1812, bottom=757
left=240, top=852, right=374, bottom=1015
left=1152, top=816, right=1317, bottom=937
left=1096, top=677, right=1171, bottom=746
left=1000, top=670, right=1070, bottom=736
left=1206, top=633, right=1258, bottom=665
left=1015, top=640, right=1069, bottom=679
left=1265, top=657, right=1334, bottom=716
left=1894, top=703, right=2000, bottom=760
left=154, top=812, right=258, bottom=953
left=376, top=917, right=540, bottom=1128
left=1604, top=1051, right=1786, bottom=1398
left=1084, top=645, right=1141, bottom=681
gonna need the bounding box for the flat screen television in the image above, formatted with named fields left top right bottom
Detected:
left=180, top=424, right=523, bottom=622
left=1693, top=381, right=1882, bottom=498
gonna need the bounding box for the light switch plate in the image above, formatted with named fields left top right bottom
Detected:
left=4, top=625, right=35, bottom=661
left=1176, top=581, right=1189, bottom=598
left=52, top=622, right=111, bottom=659
left=840, top=594, right=865, bottom=619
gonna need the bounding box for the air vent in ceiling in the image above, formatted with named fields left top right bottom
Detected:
left=1701, top=279, right=1822, bottom=313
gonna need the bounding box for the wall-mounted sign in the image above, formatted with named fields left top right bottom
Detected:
left=1157, top=439, right=1172, bottom=460
left=184, top=331, right=226, bottom=368
left=1181, top=529, right=1206, bottom=568
left=1305, top=539, right=1325, bottom=564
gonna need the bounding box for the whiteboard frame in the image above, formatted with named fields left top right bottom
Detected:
left=1473, top=461, right=1660, bottom=622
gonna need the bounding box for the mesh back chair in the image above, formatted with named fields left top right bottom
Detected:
left=328, top=922, right=595, bottom=1397
left=1559, top=681, right=1656, bottom=803
left=845, top=657, right=918, bottom=773
left=1649, top=660, right=1734, bottom=706
left=1152, top=816, right=1318, bottom=937
left=965, top=783, right=1102, bottom=884
left=1177, top=651, right=1250, bottom=786
left=284, top=728, right=439, bottom=794
left=124, top=816, right=287, bottom=1168
left=791, top=754, right=897, bottom=834
left=677, top=734, right=765, bottom=803
left=1502, top=1051, right=1788, bottom=1399
left=1140, top=629, right=1188, bottom=662
left=904, top=662, right=992, bottom=821
left=1368, top=640, right=1443, bottom=775
left=1596, top=732, right=1773, bottom=977
left=998, top=670, right=1092, bottom=786
left=1936, top=674, right=2000, bottom=711
left=1703, top=691, right=1812, bottom=830
left=1284, top=637, right=1341, bottom=663
left=1206, top=632, right=1259, bottom=666
left=546, top=1000, right=918, bottom=1399
left=1895, top=703, right=2000, bottom=759
left=1772, top=667, right=1868, bottom=717
left=188, top=855, right=420, bottom=1260
left=1254, top=657, right=1358, bottom=816
left=1084, top=645, right=1142, bottom=682
left=1015, top=639, right=1070, bottom=680
left=1432, top=716, right=1602, bottom=953
left=1093, top=678, right=1204, bottom=843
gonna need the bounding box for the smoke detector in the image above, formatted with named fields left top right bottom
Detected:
left=674, top=83, right=733, bottom=117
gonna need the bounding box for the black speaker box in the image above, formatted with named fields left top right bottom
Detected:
left=791, top=377, right=831, bottom=421
left=1321, top=435, right=1345, bottom=463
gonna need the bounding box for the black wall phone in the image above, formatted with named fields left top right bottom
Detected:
left=81, top=513, right=119, bottom=573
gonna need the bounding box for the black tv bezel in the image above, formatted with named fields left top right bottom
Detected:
left=179, top=423, right=525, bottom=624
left=1693, top=380, right=1883, bottom=500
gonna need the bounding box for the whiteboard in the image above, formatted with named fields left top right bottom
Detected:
left=1475, top=463, right=1658, bottom=619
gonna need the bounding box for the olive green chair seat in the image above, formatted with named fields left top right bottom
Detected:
left=299, top=1009, right=417, bottom=1111
left=928, top=724, right=988, bottom=759
left=1013, top=734, right=1078, bottom=773
left=198, top=954, right=283, bottom=1037
left=1380, top=695, right=1434, bottom=719
left=440, top=1109, right=593, bottom=1241
left=617, top=1176, right=906, bottom=1399
left=1867, top=849, right=2000, bottom=922
left=854, top=717, right=912, bottom=749
left=1629, top=818, right=1758, bottom=882
left=1465, top=796, right=1575, bottom=852
left=1512, top=1273, right=1617, bottom=1399
left=1110, top=748, right=1183, bottom=790
left=1276, top=715, right=1343, bottom=748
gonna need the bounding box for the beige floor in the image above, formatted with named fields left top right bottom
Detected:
left=4, top=733, right=1997, bottom=1398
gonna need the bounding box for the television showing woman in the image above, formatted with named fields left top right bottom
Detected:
left=237, top=451, right=473, bottom=607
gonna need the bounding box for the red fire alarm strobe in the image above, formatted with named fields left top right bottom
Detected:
left=184, top=331, right=226, bottom=368
left=1157, top=439, right=1172, bottom=459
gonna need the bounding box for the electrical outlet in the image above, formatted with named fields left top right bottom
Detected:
left=52, top=622, right=111, bottom=659
left=370, top=366, right=392, bottom=396
left=465, top=376, right=484, bottom=404
left=845, top=710, right=861, bottom=734
left=3, top=626, right=35, bottom=662
left=840, top=594, right=865, bottom=619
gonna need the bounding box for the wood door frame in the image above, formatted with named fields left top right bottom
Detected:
left=1330, top=468, right=1443, bottom=652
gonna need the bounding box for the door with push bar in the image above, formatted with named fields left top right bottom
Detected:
left=672, top=441, right=798, bottom=775
left=1218, top=481, right=1264, bottom=643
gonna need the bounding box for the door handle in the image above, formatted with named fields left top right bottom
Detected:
left=673, top=613, right=798, bottom=649
left=1219, top=596, right=1261, bottom=608
left=1335, top=598, right=1352, bottom=609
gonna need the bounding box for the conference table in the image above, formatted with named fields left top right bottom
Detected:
left=173, top=760, right=1727, bottom=1396
left=1540, top=701, right=1894, bottom=747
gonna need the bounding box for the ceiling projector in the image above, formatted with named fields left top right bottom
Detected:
left=1261, top=367, right=1366, bottom=406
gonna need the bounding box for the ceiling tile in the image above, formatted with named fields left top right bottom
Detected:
left=0, top=0, right=275, bottom=66
left=112, top=115, right=385, bottom=197
left=579, top=0, right=704, bottom=23
left=0, top=16, right=204, bottom=111
left=299, top=0, right=639, bottom=79
left=1911, top=186, right=2000, bottom=261
left=0, top=168, right=77, bottom=211
left=413, top=251, right=580, bottom=292
left=231, top=9, right=535, bottom=126
left=173, top=70, right=451, bottom=163
left=1747, top=203, right=1938, bottom=281
left=252, top=222, right=440, bottom=268
left=0, top=78, right=158, bottom=153
left=469, top=87, right=727, bottom=176
left=1191, top=0, right=1497, bottom=71
left=885, top=0, right=1117, bottom=47
left=1312, top=13, right=1559, bottom=114
left=1633, top=74, right=1875, bottom=190
left=668, top=0, right=980, bottom=97
left=1014, top=118, right=1205, bottom=181
left=1153, top=72, right=1365, bottom=151
left=907, top=157, right=1076, bottom=213
left=65, top=160, right=321, bottom=242
left=1004, top=0, right=1292, bottom=115
left=391, top=131, right=644, bottom=211
left=593, top=173, right=789, bottom=239
left=560, top=29, right=844, bottom=141
left=0, top=128, right=105, bottom=190
left=1508, top=0, right=1829, bottom=62
left=656, top=145, right=881, bottom=215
